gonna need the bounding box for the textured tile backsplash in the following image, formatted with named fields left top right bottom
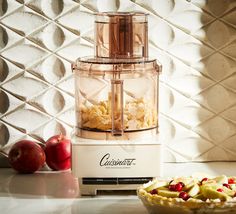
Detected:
left=0, top=0, right=236, bottom=163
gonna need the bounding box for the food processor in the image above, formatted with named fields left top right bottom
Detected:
left=71, top=12, right=162, bottom=195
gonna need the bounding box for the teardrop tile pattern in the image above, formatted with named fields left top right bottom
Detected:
left=0, top=0, right=236, bottom=163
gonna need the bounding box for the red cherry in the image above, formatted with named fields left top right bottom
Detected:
left=223, top=183, right=230, bottom=188
left=200, top=177, right=208, bottom=185
left=169, top=184, right=176, bottom=191
left=150, top=189, right=158, bottom=194
left=175, top=183, right=183, bottom=192
left=179, top=191, right=190, bottom=201
left=217, top=188, right=223, bottom=192
left=228, top=178, right=235, bottom=184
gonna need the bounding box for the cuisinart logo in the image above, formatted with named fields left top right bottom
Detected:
left=99, top=153, right=136, bottom=168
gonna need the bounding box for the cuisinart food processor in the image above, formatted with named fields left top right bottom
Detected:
left=71, top=12, right=162, bottom=195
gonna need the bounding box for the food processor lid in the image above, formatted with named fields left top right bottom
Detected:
left=95, top=12, right=148, bottom=59
left=72, top=56, right=161, bottom=75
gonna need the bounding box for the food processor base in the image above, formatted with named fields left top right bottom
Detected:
left=71, top=136, right=162, bottom=196
left=78, top=178, right=152, bottom=196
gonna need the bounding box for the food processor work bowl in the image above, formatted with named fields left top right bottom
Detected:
left=72, top=12, right=161, bottom=140
left=73, top=57, right=161, bottom=140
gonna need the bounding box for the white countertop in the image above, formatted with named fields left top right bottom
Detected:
left=1, top=162, right=236, bottom=214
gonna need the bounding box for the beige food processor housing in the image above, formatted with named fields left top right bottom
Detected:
left=72, top=12, right=162, bottom=195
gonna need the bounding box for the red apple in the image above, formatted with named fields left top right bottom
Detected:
left=45, top=134, right=71, bottom=170
left=8, top=140, right=46, bottom=174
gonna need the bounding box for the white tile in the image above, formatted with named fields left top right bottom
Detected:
left=191, top=0, right=236, bottom=17
left=57, top=6, right=93, bottom=35
left=222, top=10, right=236, bottom=27
left=56, top=38, right=93, bottom=61
left=1, top=6, right=48, bottom=36
left=192, top=52, right=236, bottom=81
left=0, top=58, right=23, bottom=85
left=193, top=116, right=236, bottom=143
left=0, top=0, right=235, bottom=162
left=160, top=84, right=214, bottom=128
left=26, top=0, right=78, bottom=19
left=27, top=22, right=78, bottom=51
left=1, top=104, right=51, bottom=134
left=221, top=73, right=236, bottom=92
left=0, top=0, right=22, bottom=19
left=195, top=147, right=231, bottom=161
left=193, top=84, right=236, bottom=113
left=27, top=55, right=71, bottom=84
left=1, top=40, right=49, bottom=68
left=30, top=118, right=73, bottom=142
left=221, top=40, right=236, bottom=59
left=221, top=105, right=236, bottom=124
left=29, top=87, right=74, bottom=116
left=2, top=72, right=49, bottom=100
left=0, top=89, right=24, bottom=116
left=132, top=0, right=175, bottom=18
left=0, top=24, right=23, bottom=51
left=0, top=121, right=25, bottom=150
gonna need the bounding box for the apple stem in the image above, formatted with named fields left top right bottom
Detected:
left=58, top=133, right=63, bottom=142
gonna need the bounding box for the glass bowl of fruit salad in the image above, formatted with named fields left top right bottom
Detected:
left=137, top=175, right=236, bottom=214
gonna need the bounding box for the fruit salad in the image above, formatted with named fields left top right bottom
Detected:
left=141, top=175, right=236, bottom=202
left=138, top=175, right=236, bottom=213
